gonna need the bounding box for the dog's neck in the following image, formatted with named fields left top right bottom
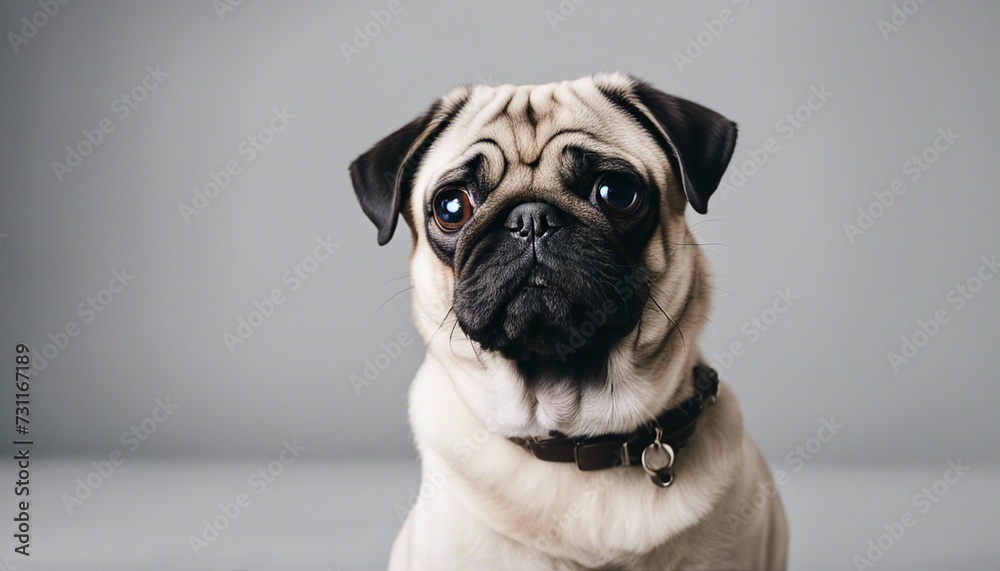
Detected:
left=508, top=364, right=719, bottom=490
left=422, top=294, right=707, bottom=441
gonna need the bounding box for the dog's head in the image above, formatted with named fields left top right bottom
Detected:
left=350, top=73, right=735, bottom=435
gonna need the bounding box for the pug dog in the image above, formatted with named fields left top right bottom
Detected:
left=350, top=73, right=788, bottom=571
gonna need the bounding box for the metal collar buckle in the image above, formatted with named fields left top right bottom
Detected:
left=641, top=425, right=675, bottom=488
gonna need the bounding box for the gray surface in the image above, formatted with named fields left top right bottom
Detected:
left=0, top=459, right=996, bottom=570
left=0, top=0, right=997, bottom=568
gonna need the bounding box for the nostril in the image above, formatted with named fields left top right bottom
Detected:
left=542, top=212, right=565, bottom=232
left=505, top=212, right=530, bottom=236
left=517, top=218, right=531, bottom=238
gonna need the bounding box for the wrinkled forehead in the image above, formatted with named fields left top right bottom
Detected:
left=412, top=77, right=670, bottom=200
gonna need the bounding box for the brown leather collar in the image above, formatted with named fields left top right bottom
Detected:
left=509, top=365, right=719, bottom=487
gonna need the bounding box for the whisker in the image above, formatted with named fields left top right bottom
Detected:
left=468, top=337, right=485, bottom=366
left=375, top=287, right=412, bottom=314
left=669, top=242, right=733, bottom=248
left=697, top=248, right=728, bottom=261
left=429, top=306, right=456, bottom=343
left=707, top=285, right=749, bottom=307
left=687, top=218, right=728, bottom=231
left=449, top=319, right=461, bottom=353
left=635, top=282, right=686, bottom=350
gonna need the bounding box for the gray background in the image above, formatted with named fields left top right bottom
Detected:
left=0, top=0, right=997, bottom=569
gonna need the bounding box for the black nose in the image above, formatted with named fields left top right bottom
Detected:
left=505, top=202, right=569, bottom=239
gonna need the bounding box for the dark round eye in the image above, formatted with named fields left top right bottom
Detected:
left=432, top=187, right=474, bottom=232
left=596, top=173, right=641, bottom=216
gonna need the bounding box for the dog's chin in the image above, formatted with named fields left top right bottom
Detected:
left=461, top=282, right=634, bottom=365
left=488, top=287, right=579, bottom=361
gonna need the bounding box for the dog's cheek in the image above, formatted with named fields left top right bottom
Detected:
left=409, top=243, right=460, bottom=341
left=662, top=173, right=689, bottom=217
left=638, top=224, right=668, bottom=280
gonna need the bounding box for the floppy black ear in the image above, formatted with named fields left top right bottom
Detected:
left=626, top=80, right=738, bottom=214
left=349, top=95, right=467, bottom=245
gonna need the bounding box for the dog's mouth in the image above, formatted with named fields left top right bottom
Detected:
left=454, top=259, right=648, bottom=363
